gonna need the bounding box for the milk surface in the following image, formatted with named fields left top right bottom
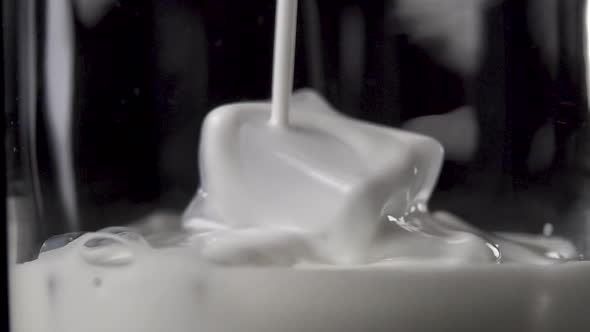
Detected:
left=10, top=228, right=590, bottom=332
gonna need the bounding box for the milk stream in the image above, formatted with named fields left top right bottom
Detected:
left=270, top=0, right=298, bottom=127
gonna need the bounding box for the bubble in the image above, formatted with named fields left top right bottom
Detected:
left=79, top=232, right=144, bottom=267
left=38, top=228, right=149, bottom=265
left=39, top=232, right=85, bottom=255
left=97, top=226, right=148, bottom=245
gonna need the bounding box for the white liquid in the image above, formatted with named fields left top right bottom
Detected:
left=10, top=229, right=590, bottom=332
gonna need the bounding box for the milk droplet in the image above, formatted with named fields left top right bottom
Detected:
left=542, top=223, right=554, bottom=237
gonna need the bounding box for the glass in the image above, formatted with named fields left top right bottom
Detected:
left=4, top=0, right=590, bottom=330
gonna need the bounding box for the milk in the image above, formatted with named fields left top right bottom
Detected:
left=10, top=229, right=590, bottom=332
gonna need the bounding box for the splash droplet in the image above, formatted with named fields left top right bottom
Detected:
left=542, top=223, right=554, bottom=237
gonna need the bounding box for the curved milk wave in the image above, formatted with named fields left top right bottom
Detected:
left=183, top=194, right=577, bottom=266
left=180, top=90, right=578, bottom=266
left=28, top=217, right=579, bottom=268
